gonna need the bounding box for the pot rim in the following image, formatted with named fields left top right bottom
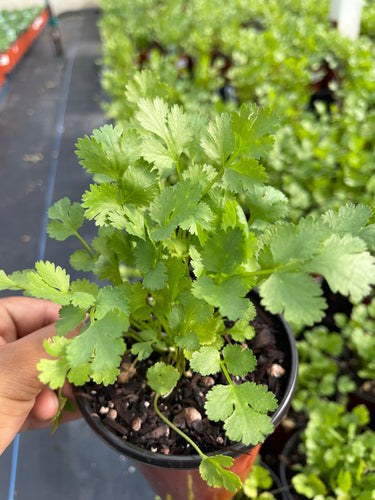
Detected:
left=74, top=308, right=299, bottom=469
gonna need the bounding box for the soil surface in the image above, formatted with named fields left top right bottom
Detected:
left=76, top=302, right=292, bottom=456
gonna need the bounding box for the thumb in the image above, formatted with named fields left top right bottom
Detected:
left=0, top=323, right=58, bottom=454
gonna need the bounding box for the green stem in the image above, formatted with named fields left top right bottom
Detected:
left=176, top=347, right=187, bottom=374
left=127, top=329, right=167, bottom=355
left=153, top=393, right=207, bottom=459
left=222, top=262, right=302, bottom=282
left=175, top=157, right=182, bottom=182
left=127, top=330, right=144, bottom=343
left=75, top=232, right=96, bottom=258
left=200, top=167, right=225, bottom=199
left=220, top=361, right=235, bottom=387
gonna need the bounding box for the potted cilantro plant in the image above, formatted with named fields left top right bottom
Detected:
left=1, top=96, right=375, bottom=499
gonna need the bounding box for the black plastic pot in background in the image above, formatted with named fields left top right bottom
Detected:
left=233, top=460, right=291, bottom=500
left=74, top=305, right=298, bottom=500
left=348, top=390, right=375, bottom=428
left=279, top=430, right=305, bottom=500
left=260, top=461, right=292, bottom=500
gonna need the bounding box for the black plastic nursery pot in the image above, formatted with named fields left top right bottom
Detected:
left=279, top=431, right=302, bottom=500
left=259, top=461, right=291, bottom=500
left=74, top=305, right=298, bottom=500
left=348, top=390, right=375, bottom=428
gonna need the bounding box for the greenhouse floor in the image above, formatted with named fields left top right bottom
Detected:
left=0, top=9, right=155, bottom=500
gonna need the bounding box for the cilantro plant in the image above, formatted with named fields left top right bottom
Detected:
left=1, top=96, right=375, bottom=492
left=294, top=296, right=375, bottom=416
left=293, top=325, right=356, bottom=413
left=234, top=460, right=278, bottom=499
left=335, top=295, right=375, bottom=383
left=291, top=401, right=375, bottom=499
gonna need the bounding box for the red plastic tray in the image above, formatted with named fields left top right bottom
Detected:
left=0, top=8, right=49, bottom=88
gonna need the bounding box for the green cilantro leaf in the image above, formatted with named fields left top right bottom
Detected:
left=67, top=363, right=92, bottom=386
left=200, top=455, right=242, bottom=493
left=167, top=103, right=194, bottom=159
left=66, top=311, right=128, bottom=385
left=259, top=272, right=327, bottom=327
left=135, top=239, right=157, bottom=274
left=25, top=262, right=71, bottom=305
left=38, top=358, right=71, bottom=390
left=143, top=261, right=168, bottom=290
left=231, top=104, right=279, bottom=160
left=149, top=180, right=202, bottom=241
left=146, top=362, right=180, bottom=395
left=75, top=124, right=140, bottom=180
left=136, top=98, right=193, bottom=176
left=245, top=185, right=289, bottom=224
left=226, top=319, right=256, bottom=342
left=42, top=335, right=70, bottom=357
left=47, top=197, right=84, bottom=241
left=91, top=229, right=122, bottom=284
left=205, top=382, right=277, bottom=445
left=120, top=164, right=157, bottom=206
left=221, top=199, right=248, bottom=234
left=192, top=275, right=249, bottom=321
left=223, top=157, right=268, bottom=193
left=95, top=283, right=131, bottom=319
left=55, top=305, right=87, bottom=336
left=308, top=234, right=375, bottom=303
left=70, top=278, right=99, bottom=297
left=35, top=261, right=70, bottom=292
left=110, top=205, right=146, bottom=238
left=200, top=113, right=234, bottom=165
left=140, top=134, right=176, bottom=177
left=38, top=335, right=71, bottom=389
left=194, top=317, right=225, bottom=348
left=131, top=341, right=154, bottom=361
left=201, top=227, right=245, bottom=275
left=179, top=201, right=214, bottom=235
left=321, top=203, right=375, bottom=249
left=82, top=183, right=121, bottom=226
left=175, top=331, right=200, bottom=351
left=222, top=344, right=257, bottom=377
left=131, top=330, right=161, bottom=361
left=0, top=270, right=17, bottom=290
left=69, top=279, right=98, bottom=309
left=190, top=346, right=221, bottom=375
left=69, top=250, right=95, bottom=272
left=125, top=70, right=170, bottom=104
left=169, top=292, right=213, bottom=330
left=262, top=217, right=325, bottom=266
left=135, top=97, right=169, bottom=138
left=292, top=473, right=328, bottom=498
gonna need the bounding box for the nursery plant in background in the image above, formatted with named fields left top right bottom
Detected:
left=99, top=0, right=375, bottom=223
left=1, top=91, right=375, bottom=498
left=280, top=401, right=375, bottom=499
left=335, top=295, right=375, bottom=411
left=292, top=325, right=356, bottom=414
left=293, top=293, right=375, bottom=417
left=234, top=460, right=282, bottom=500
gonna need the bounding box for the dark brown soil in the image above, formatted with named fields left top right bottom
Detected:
left=76, top=304, right=291, bottom=457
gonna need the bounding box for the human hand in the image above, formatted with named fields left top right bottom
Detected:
left=0, top=296, right=81, bottom=455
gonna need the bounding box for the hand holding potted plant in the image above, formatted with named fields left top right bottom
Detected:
left=1, top=94, right=375, bottom=498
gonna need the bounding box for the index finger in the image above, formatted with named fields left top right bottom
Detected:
left=0, top=296, right=60, bottom=343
